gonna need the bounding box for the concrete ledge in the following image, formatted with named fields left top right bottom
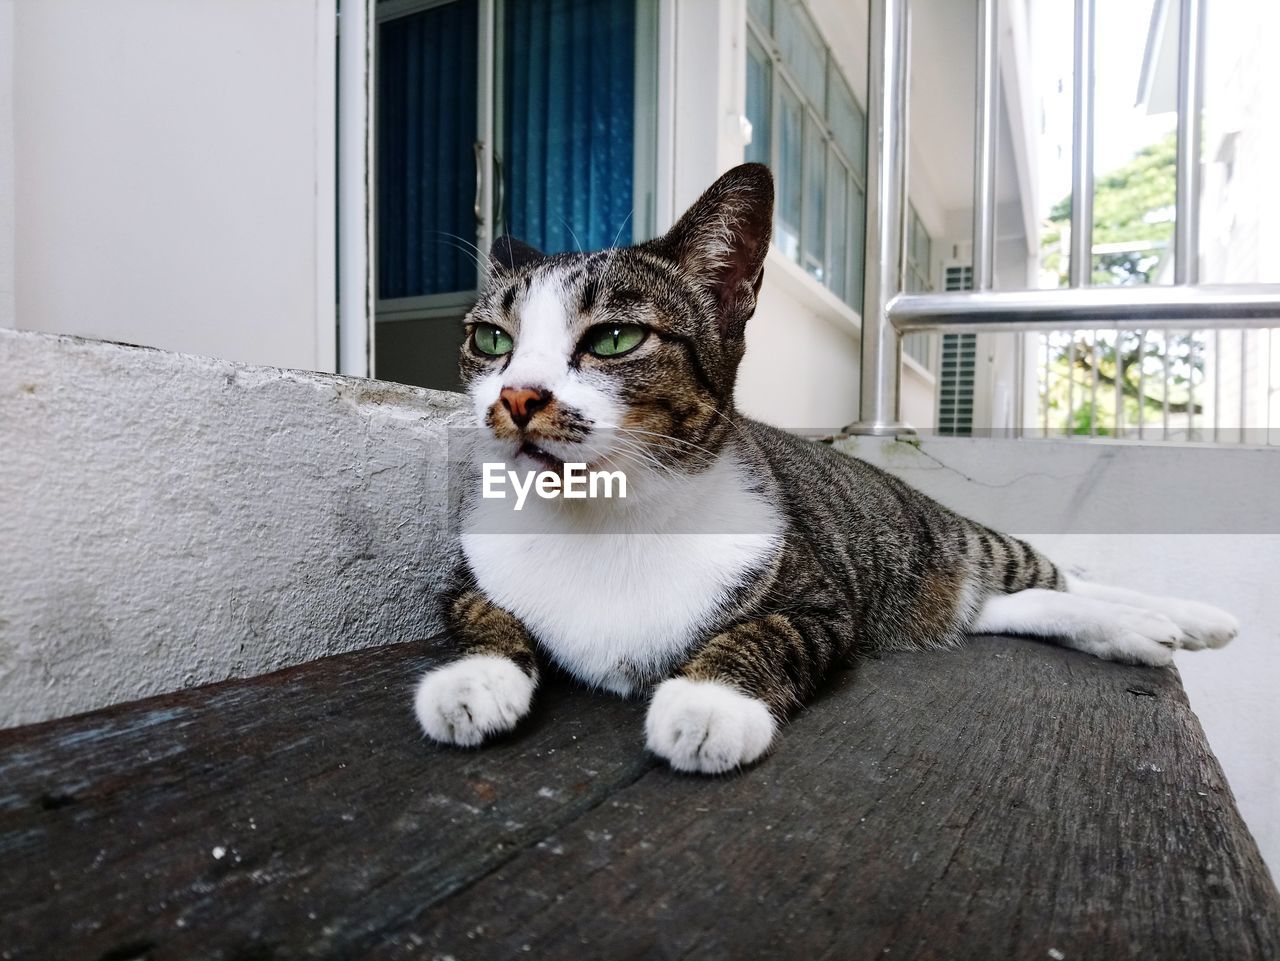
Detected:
left=0, top=329, right=469, bottom=727
left=834, top=433, right=1280, bottom=535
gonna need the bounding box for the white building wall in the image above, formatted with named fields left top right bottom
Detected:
left=1198, top=0, right=1280, bottom=440
left=0, top=0, right=14, bottom=330
left=10, top=0, right=336, bottom=372
left=685, top=0, right=939, bottom=431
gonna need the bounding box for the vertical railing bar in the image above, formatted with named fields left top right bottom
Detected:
left=1269, top=327, right=1275, bottom=445
left=1138, top=329, right=1146, bottom=440
left=1069, top=0, right=1095, bottom=288
left=846, top=0, right=912, bottom=435
left=1185, top=333, right=1193, bottom=438
left=1114, top=332, right=1123, bottom=438
left=1090, top=329, right=1098, bottom=436
left=1213, top=328, right=1221, bottom=442
left=973, top=0, right=998, bottom=293
left=1068, top=333, right=1076, bottom=435
left=1174, top=0, right=1205, bottom=285
left=1163, top=329, right=1172, bottom=438
left=1239, top=333, right=1248, bottom=443
left=1042, top=334, right=1051, bottom=437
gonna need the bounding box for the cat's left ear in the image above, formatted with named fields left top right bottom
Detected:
left=490, top=235, right=545, bottom=276
left=649, top=163, right=773, bottom=338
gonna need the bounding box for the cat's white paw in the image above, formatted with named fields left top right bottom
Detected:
left=1160, top=600, right=1239, bottom=650
left=645, top=678, right=776, bottom=775
left=414, top=655, right=534, bottom=747
left=1090, top=605, right=1180, bottom=666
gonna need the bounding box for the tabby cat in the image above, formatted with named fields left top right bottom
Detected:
left=414, top=163, right=1237, bottom=774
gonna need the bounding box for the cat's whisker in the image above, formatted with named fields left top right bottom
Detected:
left=612, top=426, right=722, bottom=461
left=558, top=217, right=584, bottom=255
left=596, top=210, right=635, bottom=291
left=434, top=231, right=491, bottom=276
left=689, top=396, right=751, bottom=445
left=433, top=235, right=488, bottom=276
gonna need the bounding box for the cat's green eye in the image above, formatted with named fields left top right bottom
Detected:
left=473, top=323, right=514, bottom=357
left=586, top=323, right=646, bottom=358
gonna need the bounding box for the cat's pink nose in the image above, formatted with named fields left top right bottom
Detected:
left=499, top=386, right=551, bottom=428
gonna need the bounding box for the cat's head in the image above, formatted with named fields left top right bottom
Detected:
left=460, top=163, right=773, bottom=476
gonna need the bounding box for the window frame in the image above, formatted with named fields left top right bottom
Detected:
left=373, top=0, right=659, bottom=325
left=745, top=0, right=867, bottom=311
left=902, top=203, right=938, bottom=372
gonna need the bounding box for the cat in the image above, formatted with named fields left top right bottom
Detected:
left=413, top=163, right=1238, bottom=774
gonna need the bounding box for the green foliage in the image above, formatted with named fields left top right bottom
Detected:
left=1041, top=132, right=1176, bottom=286
left=1036, top=133, right=1204, bottom=437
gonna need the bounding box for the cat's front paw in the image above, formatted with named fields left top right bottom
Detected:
left=414, top=655, right=535, bottom=747
left=1161, top=599, right=1239, bottom=650
left=645, top=678, right=777, bottom=774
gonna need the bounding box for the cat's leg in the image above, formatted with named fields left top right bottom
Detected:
left=414, top=589, right=539, bottom=747
left=646, top=613, right=837, bottom=774
left=972, top=588, right=1183, bottom=665
left=1066, top=575, right=1238, bottom=650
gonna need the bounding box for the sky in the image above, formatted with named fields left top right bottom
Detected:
left=1031, top=0, right=1177, bottom=219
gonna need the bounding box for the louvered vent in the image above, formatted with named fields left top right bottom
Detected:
left=937, top=264, right=976, bottom=436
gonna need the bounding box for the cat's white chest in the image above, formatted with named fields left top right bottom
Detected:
left=460, top=457, right=783, bottom=694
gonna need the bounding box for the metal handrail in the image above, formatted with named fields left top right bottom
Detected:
left=889, top=285, right=1280, bottom=333
left=843, top=0, right=1276, bottom=435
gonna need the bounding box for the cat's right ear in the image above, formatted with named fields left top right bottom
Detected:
left=646, top=163, right=774, bottom=339
left=490, top=236, right=544, bottom=276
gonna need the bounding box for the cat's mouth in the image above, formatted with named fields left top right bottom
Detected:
left=517, top=440, right=566, bottom=472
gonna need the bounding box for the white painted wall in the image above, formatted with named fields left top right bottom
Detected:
left=838, top=434, right=1280, bottom=884
left=11, top=0, right=336, bottom=372
left=0, top=0, right=14, bottom=330
left=0, top=328, right=467, bottom=728
left=673, top=0, right=941, bottom=432
left=739, top=249, right=862, bottom=430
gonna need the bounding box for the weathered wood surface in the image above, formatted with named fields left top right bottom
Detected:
left=0, top=636, right=1276, bottom=961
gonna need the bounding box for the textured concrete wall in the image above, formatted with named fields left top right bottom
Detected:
left=839, top=434, right=1280, bottom=883
left=0, top=330, right=467, bottom=727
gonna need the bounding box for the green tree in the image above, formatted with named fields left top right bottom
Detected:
left=1042, top=131, right=1176, bottom=286
left=1038, top=132, right=1202, bottom=436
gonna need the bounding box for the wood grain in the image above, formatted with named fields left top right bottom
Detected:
left=0, top=636, right=1275, bottom=960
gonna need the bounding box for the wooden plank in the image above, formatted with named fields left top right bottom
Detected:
left=0, top=636, right=1276, bottom=961
left=0, top=640, right=657, bottom=960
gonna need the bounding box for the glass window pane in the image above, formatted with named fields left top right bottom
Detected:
left=828, top=67, right=865, bottom=175
left=748, top=0, right=771, bottom=29
left=849, top=184, right=866, bottom=309
left=776, top=83, right=803, bottom=262
left=745, top=36, right=772, bottom=166
left=803, top=114, right=826, bottom=281
left=773, top=1, right=825, bottom=106
left=377, top=0, right=479, bottom=298
left=827, top=152, right=849, bottom=300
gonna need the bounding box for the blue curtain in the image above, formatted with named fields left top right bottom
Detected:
left=377, top=0, right=479, bottom=299
left=503, top=0, right=636, bottom=254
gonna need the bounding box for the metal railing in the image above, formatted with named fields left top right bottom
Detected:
left=845, top=0, right=1280, bottom=438
left=1035, top=327, right=1278, bottom=444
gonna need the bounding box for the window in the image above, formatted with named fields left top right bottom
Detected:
left=905, top=204, right=933, bottom=293
left=745, top=0, right=867, bottom=308
left=374, top=0, right=657, bottom=392
left=903, top=204, right=936, bottom=371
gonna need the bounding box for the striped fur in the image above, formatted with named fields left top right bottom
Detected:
left=414, top=164, right=1235, bottom=771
